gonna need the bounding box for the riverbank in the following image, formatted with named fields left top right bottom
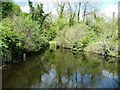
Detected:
left=1, top=15, right=50, bottom=68
left=49, top=41, right=119, bottom=61
left=50, top=21, right=119, bottom=58
left=2, top=43, right=49, bottom=69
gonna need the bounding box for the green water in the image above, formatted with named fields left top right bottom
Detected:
left=3, top=49, right=118, bottom=88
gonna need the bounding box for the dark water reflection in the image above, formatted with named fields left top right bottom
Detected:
left=3, top=49, right=118, bottom=88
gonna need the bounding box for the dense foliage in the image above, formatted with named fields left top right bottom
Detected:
left=1, top=1, right=49, bottom=63
left=1, top=1, right=21, bottom=19
left=1, top=1, right=119, bottom=64
left=54, top=18, right=118, bottom=57
left=1, top=15, right=48, bottom=62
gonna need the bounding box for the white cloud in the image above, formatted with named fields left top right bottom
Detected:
left=100, top=5, right=118, bottom=19
left=20, top=5, right=30, bottom=13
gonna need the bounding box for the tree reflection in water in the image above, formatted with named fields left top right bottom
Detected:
left=3, top=49, right=118, bottom=88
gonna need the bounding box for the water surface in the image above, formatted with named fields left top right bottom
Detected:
left=3, top=49, right=118, bottom=88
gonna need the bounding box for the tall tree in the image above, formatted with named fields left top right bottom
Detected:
left=1, top=1, right=21, bottom=19
left=77, top=2, right=81, bottom=23
left=28, top=0, right=35, bottom=19
left=68, top=2, right=77, bottom=26
left=28, top=0, right=51, bottom=35
left=58, top=2, right=65, bottom=19
left=83, top=2, right=88, bottom=22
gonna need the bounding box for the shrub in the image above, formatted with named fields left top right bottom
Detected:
left=1, top=15, right=48, bottom=62
left=14, top=15, right=48, bottom=51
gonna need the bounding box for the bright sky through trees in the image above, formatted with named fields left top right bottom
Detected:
left=13, top=0, right=119, bottom=19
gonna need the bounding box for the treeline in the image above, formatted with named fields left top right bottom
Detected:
left=1, top=0, right=119, bottom=65
left=47, top=1, right=119, bottom=58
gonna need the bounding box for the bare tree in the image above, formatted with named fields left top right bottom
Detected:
left=58, top=2, right=65, bottom=18
left=67, top=2, right=77, bottom=26
left=83, top=2, right=88, bottom=22
left=77, top=2, right=81, bottom=23
left=54, top=1, right=66, bottom=19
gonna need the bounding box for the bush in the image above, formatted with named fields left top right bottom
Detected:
left=86, top=19, right=118, bottom=57
left=14, top=15, right=48, bottom=51
left=55, top=23, right=89, bottom=49
left=49, top=41, right=57, bottom=51
left=1, top=15, right=48, bottom=62
left=53, top=16, right=118, bottom=57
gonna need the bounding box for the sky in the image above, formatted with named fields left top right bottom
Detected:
left=13, top=0, right=119, bottom=19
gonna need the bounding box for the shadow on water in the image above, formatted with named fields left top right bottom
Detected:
left=2, top=49, right=118, bottom=88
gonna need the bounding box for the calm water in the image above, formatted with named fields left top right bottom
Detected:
left=3, top=49, right=118, bottom=88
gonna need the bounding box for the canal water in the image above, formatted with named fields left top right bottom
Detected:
left=3, top=49, right=118, bottom=88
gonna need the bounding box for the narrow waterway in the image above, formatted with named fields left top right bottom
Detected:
left=3, top=49, right=118, bottom=88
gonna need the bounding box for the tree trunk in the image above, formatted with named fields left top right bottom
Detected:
left=78, top=2, right=81, bottom=23
left=83, top=2, right=88, bottom=22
